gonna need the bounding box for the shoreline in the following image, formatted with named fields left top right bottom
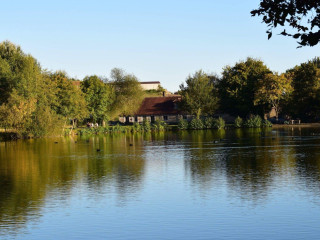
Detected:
left=2, top=123, right=320, bottom=141
left=272, top=123, right=320, bottom=128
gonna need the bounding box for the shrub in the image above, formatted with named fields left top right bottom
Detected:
left=204, top=117, right=214, bottom=129
left=143, top=120, right=151, bottom=132
left=112, top=124, right=126, bottom=133
left=189, top=118, right=204, bottom=130
left=79, top=126, right=108, bottom=135
left=64, top=128, right=72, bottom=136
left=103, top=122, right=109, bottom=130
left=132, top=122, right=142, bottom=132
left=96, top=126, right=108, bottom=134
left=152, top=120, right=167, bottom=131
left=178, top=118, right=189, bottom=130
left=234, top=116, right=243, bottom=128
left=263, top=119, right=272, bottom=127
left=79, top=128, right=93, bottom=135
left=213, top=117, right=225, bottom=129
left=79, top=129, right=87, bottom=135
left=244, top=115, right=262, bottom=128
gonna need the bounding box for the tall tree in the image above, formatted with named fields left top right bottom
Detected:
left=110, top=68, right=144, bottom=117
left=251, top=0, right=320, bottom=47
left=0, top=41, right=42, bottom=104
left=289, top=57, right=320, bottom=120
left=254, top=72, right=293, bottom=119
left=81, top=75, right=114, bottom=125
left=0, top=41, right=64, bottom=137
left=179, top=70, right=219, bottom=116
left=50, top=72, right=88, bottom=128
left=218, top=58, right=271, bottom=117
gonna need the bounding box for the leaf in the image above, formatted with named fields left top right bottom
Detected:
left=293, top=33, right=301, bottom=39
left=268, top=32, right=273, bottom=39
left=280, top=29, right=287, bottom=36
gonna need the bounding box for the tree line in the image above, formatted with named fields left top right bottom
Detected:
left=1, top=41, right=319, bottom=137
left=0, top=41, right=145, bottom=137
left=179, top=57, right=320, bottom=122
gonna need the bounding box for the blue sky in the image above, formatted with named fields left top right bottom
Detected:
left=1, top=0, right=319, bottom=92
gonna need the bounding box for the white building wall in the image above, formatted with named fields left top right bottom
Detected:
left=140, top=83, right=160, bottom=90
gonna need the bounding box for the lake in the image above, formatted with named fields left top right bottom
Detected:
left=1, top=127, right=320, bottom=239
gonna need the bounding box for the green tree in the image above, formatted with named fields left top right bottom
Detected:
left=0, top=57, right=12, bottom=104
left=254, top=72, right=293, bottom=119
left=0, top=41, right=42, bottom=104
left=0, top=90, right=36, bottom=134
left=251, top=0, right=320, bottom=47
left=81, top=75, right=114, bottom=125
left=218, top=58, right=271, bottom=117
left=289, top=57, right=320, bottom=120
left=179, top=70, right=219, bottom=116
left=50, top=71, right=88, bottom=128
left=0, top=41, right=64, bottom=137
left=109, top=68, right=144, bottom=117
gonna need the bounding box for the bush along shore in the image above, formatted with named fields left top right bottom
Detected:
left=178, top=115, right=272, bottom=130
left=62, top=115, right=272, bottom=136
left=71, top=120, right=168, bottom=136
left=0, top=115, right=272, bottom=140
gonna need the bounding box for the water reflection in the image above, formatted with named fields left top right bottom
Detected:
left=1, top=128, right=320, bottom=238
left=182, top=128, right=320, bottom=203
left=0, top=135, right=147, bottom=235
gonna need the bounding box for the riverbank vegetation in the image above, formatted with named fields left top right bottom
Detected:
left=0, top=41, right=319, bottom=138
left=70, top=120, right=168, bottom=136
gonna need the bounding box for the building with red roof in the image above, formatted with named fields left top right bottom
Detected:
left=119, top=95, right=192, bottom=124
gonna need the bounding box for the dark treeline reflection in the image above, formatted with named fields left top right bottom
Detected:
left=182, top=128, right=320, bottom=202
left=1, top=128, right=320, bottom=235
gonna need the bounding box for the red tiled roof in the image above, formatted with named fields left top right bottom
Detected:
left=135, top=96, right=181, bottom=116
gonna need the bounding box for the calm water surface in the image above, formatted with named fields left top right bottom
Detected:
left=1, top=128, right=320, bottom=239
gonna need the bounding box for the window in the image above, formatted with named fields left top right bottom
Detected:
left=164, top=116, right=168, bottom=121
